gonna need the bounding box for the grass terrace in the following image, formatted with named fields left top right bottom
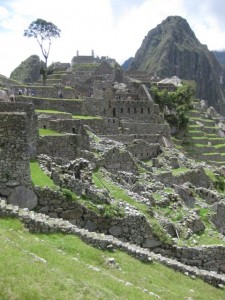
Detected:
left=39, top=128, right=65, bottom=136
left=36, top=109, right=70, bottom=114
left=30, top=161, right=57, bottom=188
left=72, top=115, right=103, bottom=120
left=1, top=218, right=225, bottom=299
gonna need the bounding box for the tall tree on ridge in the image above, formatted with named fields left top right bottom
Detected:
left=24, top=19, right=61, bottom=85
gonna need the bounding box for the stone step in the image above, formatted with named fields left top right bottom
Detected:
left=189, top=137, right=209, bottom=144
left=188, top=110, right=201, bottom=117
left=190, top=152, right=222, bottom=161
left=187, top=131, right=204, bottom=137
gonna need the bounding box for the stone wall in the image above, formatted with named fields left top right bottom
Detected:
left=37, top=134, right=88, bottom=161
left=0, top=112, right=31, bottom=194
left=16, top=97, right=83, bottom=115
left=33, top=186, right=159, bottom=247
left=47, top=119, right=84, bottom=134
left=103, top=118, right=120, bottom=134
left=155, top=168, right=211, bottom=188
left=103, top=148, right=138, bottom=174
left=155, top=245, right=225, bottom=273
left=120, top=121, right=170, bottom=136
left=0, top=102, right=38, bottom=158
left=126, top=140, right=161, bottom=160
left=211, top=202, right=225, bottom=234
left=107, top=99, right=160, bottom=122
left=15, top=87, right=76, bottom=99
left=47, top=119, right=91, bottom=146
left=82, top=97, right=107, bottom=116
left=100, top=134, right=163, bottom=144
left=1, top=199, right=225, bottom=287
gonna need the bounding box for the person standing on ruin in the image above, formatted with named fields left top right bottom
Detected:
left=58, top=90, right=63, bottom=98
left=9, top=91, right=15, bottom=102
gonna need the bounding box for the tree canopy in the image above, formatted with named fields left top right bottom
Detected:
left=151, top=84, right=195, bottom=131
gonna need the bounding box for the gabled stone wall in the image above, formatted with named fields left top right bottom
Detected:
left=37, top=135, right=86, bottom=161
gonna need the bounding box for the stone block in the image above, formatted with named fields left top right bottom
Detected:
left=8, top=186, right=38, bottom=210
left=142, top=238, right=162, bottom=248
left=61, top=208, right=83, bottom=220
left=109, top=225, right=122, bottom=237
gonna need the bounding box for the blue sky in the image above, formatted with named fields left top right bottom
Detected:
left=0, top=0, right=225, bottom=77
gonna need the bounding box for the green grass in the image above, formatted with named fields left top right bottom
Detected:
left=36, top=109, right=70, bottom=114
left=30, top=161, right=57, bottom=188
left=0, top=218, right=225, bottom=300
left=171, top=167, right=190, bottom=176
left=39, top=128, right=64, bottom=136
left=92, top=169, right=172, bottom=244
left=72, top=115, right=103, bottom=120
left=22, top=95, right=82, bottom=101
left=152, top=192, right=163, bottom=201
left=92, top=171, right=149, bottom=214
left=87, top=130, right=102, bottom=143
left=215, top=144, right=225, bottom=148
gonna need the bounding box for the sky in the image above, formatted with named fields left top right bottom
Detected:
left=1, top=0, right=225, bottom=77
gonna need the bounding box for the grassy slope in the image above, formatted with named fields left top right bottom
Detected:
left=1, top=218, right=225, bottom=300
left=39, top=128, right=65, bottom=136
left=30, top=161, right=56, bottom=188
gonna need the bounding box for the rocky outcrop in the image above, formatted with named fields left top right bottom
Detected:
left=129, top=16, right=225, bottom=108
left=10, top=55, right=41, bottom=83
left=214, top=51, right=225, bottom=67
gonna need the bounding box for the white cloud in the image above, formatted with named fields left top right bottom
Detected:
left=0, top=0, right=225, bottom=77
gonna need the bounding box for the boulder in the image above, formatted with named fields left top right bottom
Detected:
left=0, top=90, right=9, bottom=102
left=61, top=208, right=83, bottom=220
left=8, top=186, right=38, bottom=210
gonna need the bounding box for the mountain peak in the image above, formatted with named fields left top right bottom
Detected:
left=129, top=16, right=225, bottom=107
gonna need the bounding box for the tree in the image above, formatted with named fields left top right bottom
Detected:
left=24, top=19, right=61, bottom=85
left=151, top=84, right=195, bottom=132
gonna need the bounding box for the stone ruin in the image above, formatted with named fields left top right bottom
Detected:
left=1, top=54, right=225, bottom=286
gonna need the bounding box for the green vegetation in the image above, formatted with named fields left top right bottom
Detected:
left=24, top=19, right=61, bottom=85
left=30, top=162, right=123, bottom=218
left=87, top=130, right=102, bottom=143
left=151, top=84, right=194, bottom=130
left=1, top=218, right=225, bottom=300
left=22, top=95, right=82, bottom=101
left=39, top=128, right=64, bottom=136
left=93, top=169, right=172, bottom=244
left=205, top=168, right=225, bottom=192
left=36, top=109, right=70, bottom=114
left=72, top=115, right=103, bottom=120
left=30, top=161, right=56, bottom=188
left=72, top=63, right=100, bottom=71
left=172, top=167, right=190, bottom=176
left=93, top=170, right=149, bottom=214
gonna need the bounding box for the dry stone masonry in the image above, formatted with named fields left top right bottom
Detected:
left=1, top=199, right=225, bottom=288
left=1, top=53, right=225, bottom=289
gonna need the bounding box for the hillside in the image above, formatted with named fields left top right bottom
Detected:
left=10, top=55, right=41, bottom=83
left=129, top=16, right=225, bottom=109
left=1, top=50, right=225, bottom=297
left=1, top=218, right=225, bottom=299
